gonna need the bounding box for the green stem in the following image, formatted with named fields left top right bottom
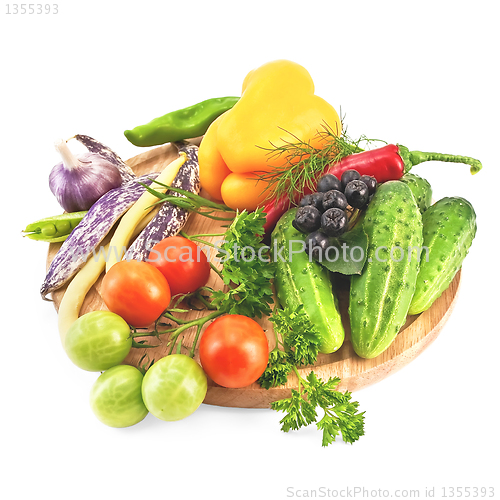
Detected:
left=167, top=309, right=225, bottom=355
left=272, top=324, right=281, bottom=349
left=131, top=331, right=159, bottom=338
left=190, top=210, right=235, bottom=221
left=176, top=339, right=183, bottom=354
left=347, top=208, right=361, bottom=230
left=189, top=324, right=204, bottom=358
left=192, top=236, right=220, bottom=249
left=194, top=290, right=218, bottom=310
left=210, top=262, right=224, bottom=280
left=162, top=311, right=192, bottom=325
left=292, top=365, right=304, bottom=391
left=399, top=145, right=482, bottom=174
left=179, top=230, right=222, bottom=248
left=189, top=233, right=225, bottom=238
left=132, top=339, right=159, bottom=349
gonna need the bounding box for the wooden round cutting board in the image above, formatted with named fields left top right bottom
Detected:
left=48, top=142, right=461, bottom=409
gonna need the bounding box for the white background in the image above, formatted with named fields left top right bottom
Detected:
left=1, top=1, right=499, bottom=499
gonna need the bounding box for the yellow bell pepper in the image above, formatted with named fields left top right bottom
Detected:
left=199, top=60, right=341, bottom=211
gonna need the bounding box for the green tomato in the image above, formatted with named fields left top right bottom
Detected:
left=90, top=365, right=148, bottom=428
left=142, top=354, right=207, bottom=421
left=64, top=311, right=132, bottom=371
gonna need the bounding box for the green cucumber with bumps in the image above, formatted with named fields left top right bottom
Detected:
left=271, top=208, right=345, bottom=354
left=408, top=197, right=476, bottom=314
left=349, top=181, right=423, bottom=359
left=400, top=173, right=432, bottom=214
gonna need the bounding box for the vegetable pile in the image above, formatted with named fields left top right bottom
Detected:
left=26, top=59, right=480, bottom=446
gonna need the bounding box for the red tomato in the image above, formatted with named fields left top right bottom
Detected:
left=101, top=260, right=171, bottom=327
left=199, top=315, right=269, bottom=388
left=147, top=236, right=211, bottom=297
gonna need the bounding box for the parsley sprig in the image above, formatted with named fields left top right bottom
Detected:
left=258, top=305, right=321, bottom=389
left=259, top=305, right=365, bottom=446
left=272, top=369, right=365, bottom=446
left=211, top=208, right=274, bottom=318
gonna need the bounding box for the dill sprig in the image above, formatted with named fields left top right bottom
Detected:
left=256, top=123, right=382, bottom=203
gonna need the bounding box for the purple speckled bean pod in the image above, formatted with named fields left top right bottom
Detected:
left=124, top=142, right=200, bottom=262
left=74, top=134, right=136, bottom=183
left=41, top=173, right=160, bottom=300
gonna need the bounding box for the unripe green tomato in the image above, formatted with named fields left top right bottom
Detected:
left=142, top=354, right=207, bottom=421
left=90, top=365, right=148, bottom=428
left=64, top=311, right=132, bottom=371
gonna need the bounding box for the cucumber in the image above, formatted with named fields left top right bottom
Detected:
left=271, top=208, right=345, bottom=354
left=349, top=181, right=423, bottom=359
left=408, top=197, right=476, bottom=314
left=400, top=173, right=432, bottom=214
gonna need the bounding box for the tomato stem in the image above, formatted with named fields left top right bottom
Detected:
left=162, top=311, right=193, bottom=325
left=132, top=339, right=160, bottom=349
left=176, top=339, right=183, bottom=354
left=168, top=307, right=191, bottom=313
left=165, top=309, right=225, bottom=356
left=189, top=309, right=226, bottom=357
left=195, top=290, right=219, bottom=310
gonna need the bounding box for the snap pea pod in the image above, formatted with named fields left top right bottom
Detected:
left=23, top=211, right=88, bottom=242
left=124, top=96, right=240, bottom=147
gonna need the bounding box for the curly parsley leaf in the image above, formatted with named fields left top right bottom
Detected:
left=257, top=347, right=292, bottom=390
left=274, top=305, right=321, bottom=367
left=309, top=373, right=365, bottom=445
left=271, top=369, right=365, bottom=446
left=258, top=305, right=321, bottom=391
left=271, top=388, right=318, bottom=432
left=211, top=208, right=274, bottom=318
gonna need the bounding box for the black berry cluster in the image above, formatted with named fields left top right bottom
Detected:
left=292, top=170, right=377, bottom=259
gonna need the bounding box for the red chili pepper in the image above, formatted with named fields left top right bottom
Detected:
left=263, top=144, right=482, bottom=238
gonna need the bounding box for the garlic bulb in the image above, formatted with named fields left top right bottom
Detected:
left=49, top=139, right=123, bottom=212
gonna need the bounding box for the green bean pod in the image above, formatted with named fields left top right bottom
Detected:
left=408, top=197, right=476, bottom=314
left=271, top=208, right=345, bottom=354
left=349, top=181, right=423, bottom=359
left=124, top=97, right=240, bottom=147
left=23, top=211, right=87, bottom=242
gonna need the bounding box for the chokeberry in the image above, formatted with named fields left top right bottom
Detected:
left=321, top=208, right=348, bottom=237
left=340, top=169, right=361, bottom=191
left=317, top=173, right=341, bottom=193
left=322, top=189, right=348, bottom=211
left=344, top=180, right=369, bottom=208
left=359, top=175, right=377, bottom=195
left=299, top=192, right=325, bottom=211
left=293, top=206, right=322, bottom=233
left=305, top=231, right=330, bottom=261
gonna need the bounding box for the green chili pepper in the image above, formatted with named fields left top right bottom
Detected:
left=22, top=211, right=88, bottom=242
left=124, top=96, right=240, bottom=147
